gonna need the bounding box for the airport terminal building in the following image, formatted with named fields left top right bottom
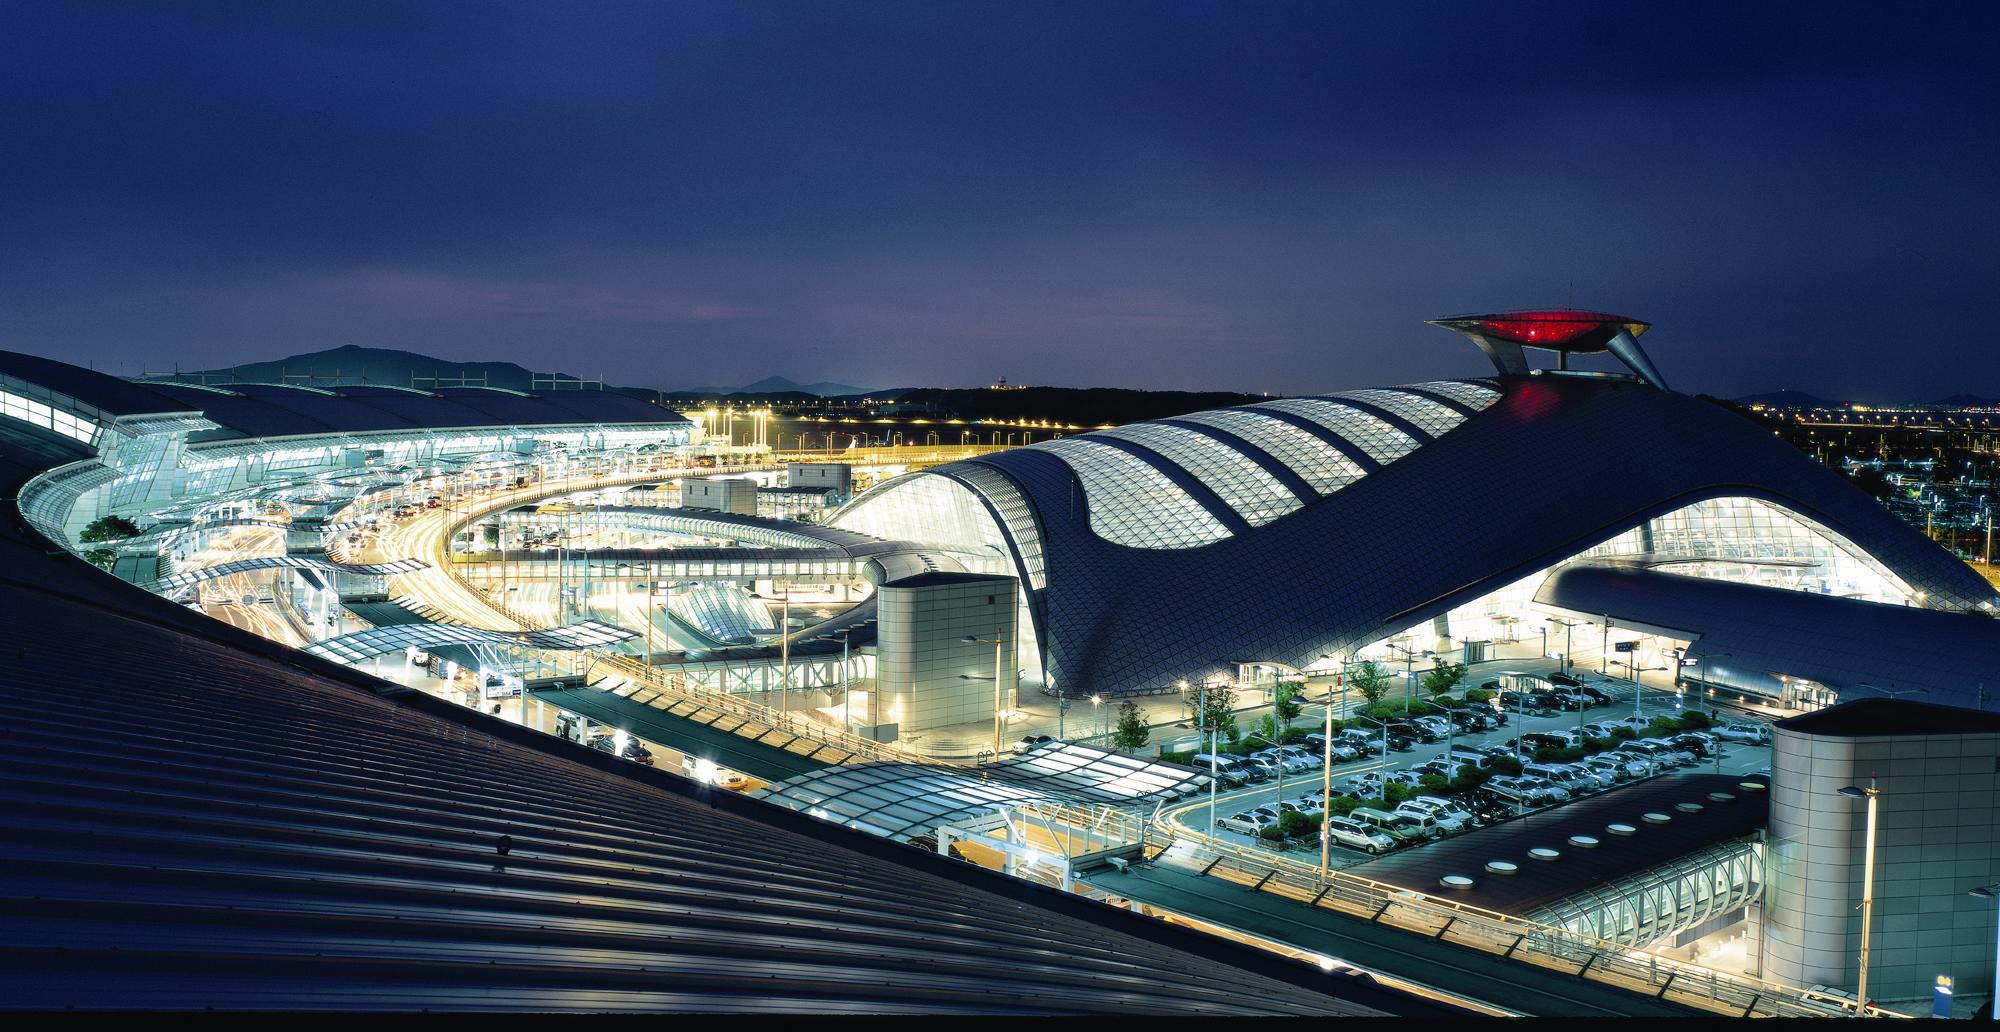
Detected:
left=833, top=312, right=2000, bottom=712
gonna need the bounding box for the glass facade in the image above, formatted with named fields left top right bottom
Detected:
left=1335, top=388, right=1467, bottom=438
left=1252, top=398, right=1419, bottom=465
left=0, top=388, right=96, bottom=445
left=1093, top=423, right=1302, bottom=526
left=1172, top=408, right=1366, bottom=496
left=1532, top=839, right=1762, bottom=948
left=1407, top=378, right=1502, bottom=410
left=833, top=472, right=1015, bottom=570
left=1582, top=496, right=1912, bottom=602
left=1038, top=438, right=1232, bottom=549
left=947, top=462, right=1047, bottom=590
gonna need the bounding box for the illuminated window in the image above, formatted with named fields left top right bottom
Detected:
left=1407, top=379, right=1501, bottom=410
left=1172, top=408, right=1366, bottom=496
left=1039, top=438, right=1231, bottom=549
left=949, top=463, right=1047, bottom=589
left=1337, top=388, right=1468, bottom=438
left=1093, top=423, right=1300, bottom=526
left=1252, top=398, right=1418, bottom=465
left=0, top=389, right=96, bottom=446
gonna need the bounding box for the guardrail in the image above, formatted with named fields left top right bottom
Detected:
left=1149, top=822, right=1904, bottom=1019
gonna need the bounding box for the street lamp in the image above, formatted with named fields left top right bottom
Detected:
left=963, top=634, right=1009, bottom=759
left=1839, top=778, right=1883, bottom=1016
left=1242, top=729, right=1288, bottom=832
left=1385, top=642, right=1425, bottom=716
left=1969, top=884, right=2000, bottom=1022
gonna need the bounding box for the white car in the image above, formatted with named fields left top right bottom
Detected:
left=1219, top=812, right=1273, bottom=836
left=1713, top=723, right=1772, bottom=744
left=1583, top=754, right=1647, bottom=781
left=1323, top=815, right=1396, bottom=854
left=1397, top=799, right=1471, bottom=834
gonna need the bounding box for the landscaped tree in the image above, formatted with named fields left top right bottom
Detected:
left=1421, top=659, right=1466, bottom=703
left=1112, top=701, right=1150, bottom=752
left=1273, top=680, right=1304, bottom=730
left=1198, top=684, right=1240, bottom=745
left=79, top=515, right=141, bottom=544
left=1348, top=660, right=1392, bottom=708
left=82, top=547, right=118, bottom=569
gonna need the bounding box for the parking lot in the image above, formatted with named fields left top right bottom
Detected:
left=1167, top=670, right=1777, bottom=861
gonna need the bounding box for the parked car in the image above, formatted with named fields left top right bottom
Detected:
left=1275, top=745, right=1322, bottom=769
left=1524, top=762, right=1599, bottom=796
left=1348, top=806, right=1438, bottom=846
left=1336, top=774, right=1383, bottom=798
left=1012, top=734, right=1057, bottom=754
left=1547, top=671, right=1584, bottom=687
left=1671, top=732, right=1718, bottom=758
left=1444, top=745, right=1495, bottom=770
left=1323, top=815, right=1397, bottom=854
left=1387, top=721, right=1439, bottom=745
left=1383, top=769, right=1427, bottom=789
left=1619, top=739, right=1695, bottom=768
left=1578, top=684, right=1613, bottom=705
left=1219, top=812, right=1273, bottom=836
left=1485, top=775, right=1566, bottom=806
left=1397, top=798, right=1472, bottom=835
left=1464, top=793, right=1514, bottom=825
left=1583, top=753, right=1647, bottom=782
left=1713, top=723, right=1772, bottom=744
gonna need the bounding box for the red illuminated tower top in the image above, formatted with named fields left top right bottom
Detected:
left=1428, top=309, right=1667, bottom=390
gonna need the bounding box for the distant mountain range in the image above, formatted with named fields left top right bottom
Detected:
left=151, top=345, right=894, bottom=399
left=164, top=345, right=555, bottom=392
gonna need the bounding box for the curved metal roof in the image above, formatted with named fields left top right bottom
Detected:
left=837, top=374, right=1996, bottom=697
left=1540, top=564, right=2000, bottom=706
left=0, top=519, right=1423, bottom=1014
left=131, top=380, right=688, bottom=441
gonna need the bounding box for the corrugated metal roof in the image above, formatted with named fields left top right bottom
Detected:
left=0, top=441, right=1422, bottom=1013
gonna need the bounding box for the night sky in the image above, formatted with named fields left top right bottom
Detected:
left=4, top=1, right=1996, bottom=400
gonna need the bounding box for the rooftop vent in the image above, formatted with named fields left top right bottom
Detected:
left=1440, top=875, right=1476, bottom=890
left=1676, top=802, right=1705, bottom=814
left=1738, top=781, right=1766, bottom=793
left=1606, top=823, right=1638, bottom=836
left=1485, top=860, right=1520, bottom=875
left=1642, top=812, right=1673, bottom=824
left=1568, top=835, right=1600, bottom=848
left=1528, top=847, right=1562, bottom=862
left=1707, top=791, right=1737, bottom=803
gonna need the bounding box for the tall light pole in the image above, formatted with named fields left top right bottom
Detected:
left=1200, top=680, right=1217, bottom=836
left=962, top=634, right=1008, bottom=758
left=1839, top=778, right=1883, bottom=1016
left=1319, top=697, right=1335, bottom=880
left=1243, top=730, right=1286, bottom=833
left=1968, top=883, right=2000, bottom=1022
left=1385, top=642, right=1422, bottom=716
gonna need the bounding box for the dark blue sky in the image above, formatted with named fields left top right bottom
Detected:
left=4, top=1, right=1996, bottom=399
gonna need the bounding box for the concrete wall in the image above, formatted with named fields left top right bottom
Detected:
left=788, top=462, right=852, bottom=496
left=874, top=573, right=1017, bottom=736
left=680, top=476, right=757, bottom=515
left=1764, top=725, right=2000, bottom=1003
